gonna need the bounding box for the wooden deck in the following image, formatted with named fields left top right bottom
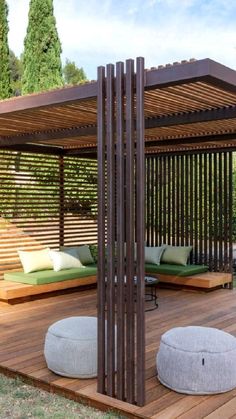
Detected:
left=1, top=287, right=236, bottom=418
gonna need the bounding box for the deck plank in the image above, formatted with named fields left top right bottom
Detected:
left=1, top=287, right=236, bottom=417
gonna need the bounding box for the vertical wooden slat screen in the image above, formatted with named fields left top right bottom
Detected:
left=97, top=57, right=145, bottom=406
left=97, top=65, right=106, bottom=395
left=106, top=63, right=116, bottom=397
left=136, top=56, right=145, bottom=407
left=59, top=156, right=64, bottom=248
left=0, top=150, right=98, bottom=280
left=145, top=151, right=233, bottom=275
left=116, top=61, right=125, bottom=401
left=125, top=58, right=135, bottom=404
left=229, top=152, right=233, bottom=286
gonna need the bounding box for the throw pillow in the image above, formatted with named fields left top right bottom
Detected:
left=145, top=246, right=166, bottom=265
left=77, top=245, right=95, bottom=265
left=161, top=246, right=193, bottom=266
left=89, top=244, right=98, bottom=263
left=50, top=248, right=84, bottom=272
left=61, top=245, right=95, bottom=265
left=18, top=248, right=53, bottom=274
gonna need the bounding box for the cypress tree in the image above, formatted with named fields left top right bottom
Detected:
left=22, top=0, right=63, bottom=94
left=0, top=0, right=11, bottom=99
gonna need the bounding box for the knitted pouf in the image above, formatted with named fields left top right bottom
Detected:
left=156, top=326, right=236, bottom=394
left=44, top=316, right=99, bottom=378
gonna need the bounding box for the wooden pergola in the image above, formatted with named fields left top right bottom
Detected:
left=0, top=57, right=236, bottom=406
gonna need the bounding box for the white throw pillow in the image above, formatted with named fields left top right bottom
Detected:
left=61, top=245, right=94, bottom=265
left=18, top=248, right=53, bottom=273
left=145, top=246, right=166, bottom=265
left=50, top=248, right=84, bottom=272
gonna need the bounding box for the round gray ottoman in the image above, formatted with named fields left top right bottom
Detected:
left=44, top=316, right=98, bottom=378
left=157, top=326, right=236, bottom=394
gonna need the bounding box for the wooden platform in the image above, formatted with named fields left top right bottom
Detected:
left=147, top=271, right=232, bottom=289
left=0, top=276, right=97, bottom=302
left=0, top=271, right=232, bottom=303
left=1, top=287, right=236, bottom=418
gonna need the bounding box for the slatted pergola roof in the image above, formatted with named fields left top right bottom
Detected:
left=0, top=58, right=236, bottom=154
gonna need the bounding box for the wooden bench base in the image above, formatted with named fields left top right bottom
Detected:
left=0, top=271, right=232, bottom=303
left=146, top=271, right=232, bottom=289
left=0, top=276, right=97, bottom=302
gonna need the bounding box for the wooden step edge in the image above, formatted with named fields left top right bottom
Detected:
left=0, top=276, right=97, bottom=301
left=0, top=366, right=143, bottom=419
left=146, top=272, right=232, bottom=289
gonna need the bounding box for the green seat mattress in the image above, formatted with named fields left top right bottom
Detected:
left=4, top=263, right=208, bottom=286
left=4, top=264, right=97, bottom=285
left=145, top=263, right=208, bottom=277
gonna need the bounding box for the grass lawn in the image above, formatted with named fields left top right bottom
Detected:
left=0, top=374, right=124, bottom=419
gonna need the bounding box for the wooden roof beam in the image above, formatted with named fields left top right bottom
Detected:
left=0, top=82, right=97, bottom=115
left=146, top=144, right=236, bottom=156
left=0, top=143, right=64, bottom=155
left=0, top=125, right=97, bottom=147
left=145, top=58, right=236, bottom=92
left=145, top=132, right=236, bottom=148
left=145, top=105, right=236, bottom=129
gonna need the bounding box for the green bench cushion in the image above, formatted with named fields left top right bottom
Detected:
left=4, top=264, right=97, bottom=285
left=4, top=262, right=208, bottom=286
left=145, top=263, right=208, bottom=277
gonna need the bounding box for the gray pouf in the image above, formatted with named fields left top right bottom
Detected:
left=44, top=316, right=98, bottom=378
left=157, top=326, right=236, bottom=394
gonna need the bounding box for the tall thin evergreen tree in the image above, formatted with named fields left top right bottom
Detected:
left=22, top=0, right=63, bottom=94
left=0, top=0, right=11, bottom=99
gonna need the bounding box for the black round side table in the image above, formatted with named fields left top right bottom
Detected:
left=144, top=276, right=159, bottom=311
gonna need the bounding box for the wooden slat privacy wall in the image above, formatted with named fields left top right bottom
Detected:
left=97, top=58, right=146, bottom=406
left=0, top=150, right=98, bottom=279
left=146, top=151, right=233, bottom=274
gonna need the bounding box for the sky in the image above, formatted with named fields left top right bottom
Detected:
left=7, top=0, right=236, bottom=80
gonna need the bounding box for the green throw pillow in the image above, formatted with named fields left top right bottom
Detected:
left=161, top=246, right=193, bottom=266
left=77, top=245, right=95, bottom=265
left=145, top=246, right=166, bottom=265
left=89, top=244, right=98, bottom=263
left=61, top=245, right=95, bottom=265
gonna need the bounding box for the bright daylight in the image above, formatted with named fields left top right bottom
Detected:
left=0, top=0, right=236, bottom=418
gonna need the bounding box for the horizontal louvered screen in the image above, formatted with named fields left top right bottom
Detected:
left=0, top=151, right=98, bottom=280
left=146, top=151, right=233, bottom=273
left=63, top=156, right=98, bottom=246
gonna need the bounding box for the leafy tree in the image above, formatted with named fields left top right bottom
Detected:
left=63, top=59, right=87, bottom=85
left=22, top=0, right=63, bottom=94
left=0, top=0, right=11, bottom=99
left=9, top=50, right=23, bottom=96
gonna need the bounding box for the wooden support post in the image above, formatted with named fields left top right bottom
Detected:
left=136, top=56, right=145, bottom=407
left=116, top=61, right=125, bottom=401
left=97, top=65, right=106, bottom=394
left=97, top=57, right=146, bottom=406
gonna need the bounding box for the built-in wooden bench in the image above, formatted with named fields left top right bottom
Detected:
left=0, top=271, right=232, bottom=303
left=0, top=276, right=97, bottom=302
left=147, top=272, right=232, bottom=289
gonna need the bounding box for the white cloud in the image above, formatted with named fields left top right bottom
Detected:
left=6, top=0, right=236, bottom=79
